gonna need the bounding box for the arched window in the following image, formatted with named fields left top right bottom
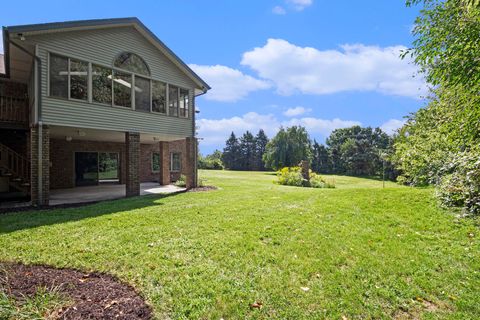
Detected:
left=113, top=52, right=150, bottom=76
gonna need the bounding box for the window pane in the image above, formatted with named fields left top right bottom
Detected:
left=152, top=81, right=166, bottom=113
left=49, top=54, right=68, bottom=98
left=114, top=52, right=150, bottom=76
left=168, top=86, right=178, bottom=116
left=152, top=152, right=160, bottom=172
left=92, top=65, right=112, bottom=104
left=179, top=88, right=189, bottom=118
left=70, top=59, right=88, bottom=100
left=171, top=153, right=181, bottom=171
left=113, top=71, right=132, bottom=108
left=99, top=153, right=119, bottom=180
left=135, top=76, right=150, bottom=112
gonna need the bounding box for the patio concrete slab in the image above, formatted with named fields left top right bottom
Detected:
left=49, top=182, right=185, bottom=206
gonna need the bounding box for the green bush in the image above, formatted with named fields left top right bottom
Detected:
left=277, top=167, right=336, bottom=188
left=175, top=175, right=187, bottom=187
left=436, top=149, right=480, bottom=215
left=277, top=167, right=304, bottom=186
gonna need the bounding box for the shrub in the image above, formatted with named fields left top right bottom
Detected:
left=175, top=175, right=187, bottom=187
left=277, top=167, right=304, bottom=186
left=436, top=149, right=480, bottom=215
left=310, top=172, right=335, bottom=189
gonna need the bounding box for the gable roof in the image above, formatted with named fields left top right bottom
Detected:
left=0, top=54, right=4, bottom=74
left=3, top=17, right=210, bottom=92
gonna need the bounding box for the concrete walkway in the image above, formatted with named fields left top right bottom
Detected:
left=49, top=182, right=185, bottom=206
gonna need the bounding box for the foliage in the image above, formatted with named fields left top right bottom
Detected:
left=276, top=166, right=304, bottom=186
left=1, top=170, right=479, bottom=318
left=263, top=126, right=312, bottom=170
left=222, top=130, right=269, bottom=171
left=311, top=141, right=330, bottom=174
left=198, top=150, right=224, bottom=170
left=309, top=171, right=336, bottom=188
left=394, top=0, right=480, bottom=213
left=175, top=174, right=187, bottom=187
left=325, top=126, right=395, bottom=178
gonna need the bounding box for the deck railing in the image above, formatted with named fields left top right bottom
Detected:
left=0, top=95, right=29, bottom=124
left=0, top=142, right=30, bottom=183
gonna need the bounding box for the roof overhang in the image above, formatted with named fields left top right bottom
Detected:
left=3, top=18, right=211, bottom=94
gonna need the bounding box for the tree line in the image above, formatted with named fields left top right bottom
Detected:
left=200, top=125, right=396, bottom=179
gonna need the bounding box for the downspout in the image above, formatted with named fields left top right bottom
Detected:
left=193, top=89, right=207, bottom=187
left=9, top=38, right=43, bottom=205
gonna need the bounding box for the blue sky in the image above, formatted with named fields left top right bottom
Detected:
left=0, top=0, right=426, bottom=154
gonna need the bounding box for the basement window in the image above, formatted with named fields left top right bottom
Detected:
left=152, top=152, right=160, bottom=172
left=170, top=152, right=181, bottom=172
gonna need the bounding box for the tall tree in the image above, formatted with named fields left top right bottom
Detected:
left=254, top=129, right=269, bottom=171
left=222, top=132, right=240, bottom=170
left=311, top=140, right=330, bottom=173
left=239, top=131, right=256, bottom=170
left=263, top=126, right=312, bottom=170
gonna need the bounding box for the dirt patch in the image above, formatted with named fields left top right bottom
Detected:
left=0, top=262, right=152, bottom=320
left=187, top=186, right=217, bottom=192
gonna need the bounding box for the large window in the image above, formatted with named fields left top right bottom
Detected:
left=170, top=153, right=181, bottom=172
left=169, top=85, right=179, bottom=116
left=152, top=152, right=160, bottom=172
left=179, top=88, right=189, bottom=118
left=113, top=71, right=132, bottom=108
left=152, top=80, right=167, bottom=113
left=49, top=54, right=68, bottom=98
left=92, top=65, right=112, bottom=104
left=48, top=52, right=191, bottom=118
left=114, top=52, right=150, bottom=76
left=70, top=59, right=88, bottom=100
left=135, top=76, right=151, bottom=112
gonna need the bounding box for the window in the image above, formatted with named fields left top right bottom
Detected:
left=168, top=85, right=179, bottom=116
left=70, top=59, right=88, bottom=100
left=170, top=153, right=181, bottom=172
left=114, top=52, right=150, bottom=76
left=113, top=71, right=132, bottom=108
left=49, top=54, right=68, bottom=98
left=179, top=88, right=189, bottom=118
left=152, top=80, right=167, bottom=113
left=152, top=152, right=160, bottom=172
left=92, top=65, right=112, bottom=104
left=135, top=76, right=151, bottom=112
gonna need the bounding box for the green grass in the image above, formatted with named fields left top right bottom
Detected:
left=1, top=170, right=479, bottom=319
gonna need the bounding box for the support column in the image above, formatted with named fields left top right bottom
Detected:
left=185, top=137, right=197, bottom=189
left=159, top=141, right=170, bottom=185
left=125, top=132, right=140, bottom=197
left=30, top=124, right=50, bottom=207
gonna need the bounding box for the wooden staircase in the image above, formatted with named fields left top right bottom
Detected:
left=0, top=142, right=30, bottom=194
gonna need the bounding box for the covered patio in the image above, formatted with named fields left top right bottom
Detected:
left=49, top=182, right=186, bottom=206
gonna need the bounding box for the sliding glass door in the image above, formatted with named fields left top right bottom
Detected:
left=75, top=152, right=119, bottom=186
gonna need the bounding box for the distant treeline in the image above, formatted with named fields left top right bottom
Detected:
left=199, top=125, right=397, bottom=179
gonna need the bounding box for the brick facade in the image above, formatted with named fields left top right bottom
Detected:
left=30, top=124, right=50, bottom=206
left=125, top=132, right=140, bottom=197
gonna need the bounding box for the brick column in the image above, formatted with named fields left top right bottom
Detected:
left=159, top=141, right=170, bottom=185
left=125, top=132, right=140, bottom=197
left=185, top=137, right=197, bottom=189
left=30, top=124, right=50, bottom=207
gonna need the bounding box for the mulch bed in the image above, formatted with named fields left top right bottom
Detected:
left=0, top=262, right=152, bottom=320
left=187, top=186, right=218, bottom=192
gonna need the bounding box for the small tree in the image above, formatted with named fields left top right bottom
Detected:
left=222, top=132, right=241, bottom=170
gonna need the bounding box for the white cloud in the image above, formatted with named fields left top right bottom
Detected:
left=241, top=39, right=427, bottom=99
left=272, top=6, right=286, bottom=15
left=287, top=0, right=313, bottom=10
left=380, top=119, right=405, bottom=135
left=283, top=106, right=311, bottom=117
left=189, top=64, right=271, bottom=102
left=197, top=112, right=359, bottom=146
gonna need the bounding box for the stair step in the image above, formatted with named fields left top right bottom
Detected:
left=1, top=172, right=13, bottom=177
left=11, top=178, right=23, bottom=182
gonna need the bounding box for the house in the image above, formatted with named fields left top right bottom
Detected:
left=0, top=18, right=210, bottom=206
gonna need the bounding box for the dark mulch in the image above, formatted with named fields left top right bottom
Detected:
left=187, top=186, right=217, bottom=192
left=0, top=262, right=152, bottom=320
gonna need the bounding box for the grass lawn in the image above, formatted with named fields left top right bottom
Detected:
left=1, top=170, right=479, bottom=319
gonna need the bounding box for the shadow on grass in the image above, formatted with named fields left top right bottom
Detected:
left=0, top=193, right=180, bottom=234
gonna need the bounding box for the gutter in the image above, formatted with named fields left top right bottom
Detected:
left=7, top=36, right=43, bottom=206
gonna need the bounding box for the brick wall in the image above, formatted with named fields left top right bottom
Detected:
left=30, top=124, right=49, bottom=206
left=125, top=132, right=140, bottom=197
left=140, top=143, right=160, bottom=183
